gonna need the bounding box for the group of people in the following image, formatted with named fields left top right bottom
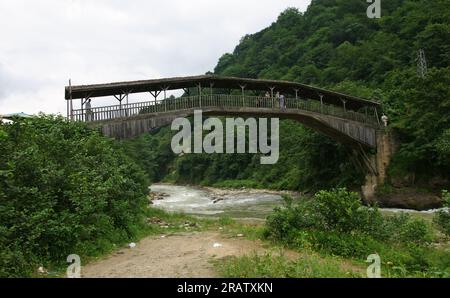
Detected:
left=260, top=91, right=286, bottom=109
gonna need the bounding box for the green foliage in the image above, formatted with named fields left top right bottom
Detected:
left=266, top=188, right=384, bottom=238
left=385, top=68, right=450, bottom=181
left=434, top=190, right=450, bottom=236
left=215, top=252, right=360, bottom=278
left=135, top=0, right=450, bottom=190
left=264, top=189, right=446, bottom=276
left=313, top=188, right=383, bottom=233
left=0, top=115, right=149, bottom=277
left=127, top=119, right=364, bottom=192
left=117, top=126, right=175, bottom=182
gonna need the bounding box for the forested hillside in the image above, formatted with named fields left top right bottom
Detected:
left=124, top=0, right=450, bottom=192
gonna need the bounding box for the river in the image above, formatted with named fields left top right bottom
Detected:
left=150, top=184, right=286, bottom=220
left=150, top=183, right=445, bottom=220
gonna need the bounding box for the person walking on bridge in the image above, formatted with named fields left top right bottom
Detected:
left=275, top=92, right=280, bottom=108
left=264, top=91, right=270, bottom=108
left=85, top=99, right=92, bottom=121
left=279, top=94, right=286, bottom=110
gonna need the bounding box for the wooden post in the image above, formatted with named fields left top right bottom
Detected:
left=198, top=83, right=202, bottom=108
left=163, top=88, right=167, bottom=112
left=270, top=87, right=275, bottom=108
left=374, top=107, right=380, bottom=126
left=319, top=94, right=324, bottom=113
left=240, top=85, right=246, bottom=107
left=125, top=93, right=129, bottom=116
left=67, top=79, right=71, bottom=120
left=210, top=82, right=214, bottom=106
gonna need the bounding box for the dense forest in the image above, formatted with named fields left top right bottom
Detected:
left=123, top=0, right=450, bottom=192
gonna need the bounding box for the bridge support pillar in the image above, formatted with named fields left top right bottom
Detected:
left=361, top=130, right=397, bottom=202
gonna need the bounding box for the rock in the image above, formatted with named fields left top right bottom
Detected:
left=184, top=221, right=197, bottom=227
left=37, top=266, right=48, bottom=274
left=376, top=188, right=443, bottom=210
left=148, top=192, right=170, bottom=201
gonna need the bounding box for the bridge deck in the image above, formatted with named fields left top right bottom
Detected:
left=73, top=94, right=379, bottom=126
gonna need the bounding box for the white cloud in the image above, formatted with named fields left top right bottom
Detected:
left=0, top=0, right=310, bottom=115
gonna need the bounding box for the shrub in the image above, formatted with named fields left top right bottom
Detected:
left=434, top=190, right=450, bottom=236
left=312, top=188, right=383, bottom=234
left=0, top=115, right=149, bottom=276
left=381, top=213, right=432, bottom=244
left=265, top=196, right=321, bottom=242
left=265, top=189, right=383, bottom=242
left=264, top=188, right=440, bottom=275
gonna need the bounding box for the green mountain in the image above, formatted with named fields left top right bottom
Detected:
left=123, top=0, right=450, bottom=192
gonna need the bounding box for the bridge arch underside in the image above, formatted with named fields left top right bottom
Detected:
left=93, top=107, right=378, bottom=150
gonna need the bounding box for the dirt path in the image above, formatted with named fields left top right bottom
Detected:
left=82, top=231, right=268, bottom=278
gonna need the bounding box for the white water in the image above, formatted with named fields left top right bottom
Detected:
left=150, top=184, right=284, bottom=219
left=150, top=184, right=446, bottom=219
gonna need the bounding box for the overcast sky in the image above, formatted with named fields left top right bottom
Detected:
left=0, top=0, right=311, bottom=115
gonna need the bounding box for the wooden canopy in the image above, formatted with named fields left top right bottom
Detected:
left=65, top=75, right=380, bottom=110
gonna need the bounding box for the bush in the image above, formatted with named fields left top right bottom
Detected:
left=381, top=213, right=432, bottom=244
left=263, top=188, right=442, bottom=275
left=265, top=189, right=383, bottom=241
left=313, top=188, right=383, bottom=234
left=265, top=195, right=321, bottom=242
left=434, top=190, right=450, bottom=236
left=0, top=115, right=149, bottom=277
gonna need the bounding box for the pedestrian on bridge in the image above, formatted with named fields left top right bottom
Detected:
left=85, top=99, right=93, bottom=122
left=263, top=91, right=270, bottom=108
left=279, top=94, right=286, bottom=110
left=381, top=114, right=389, bottom=127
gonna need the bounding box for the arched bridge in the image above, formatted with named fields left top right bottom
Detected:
left=65, top=75, right=382, bottom=150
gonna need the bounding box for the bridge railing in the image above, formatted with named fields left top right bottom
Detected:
left=71, top=94, right=378, bottom=125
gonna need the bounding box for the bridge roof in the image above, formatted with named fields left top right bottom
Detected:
left=65, top=75, right=380, bottom=110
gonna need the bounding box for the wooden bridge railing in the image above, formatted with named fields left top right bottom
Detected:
left=71, top=94, right=379, bottom=125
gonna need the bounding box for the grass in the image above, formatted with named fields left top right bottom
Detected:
left=214, top=251, right=364, bottom=278
left=209, top=179, right=265, bottom=189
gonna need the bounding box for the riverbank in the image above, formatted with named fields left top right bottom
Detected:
left=149, top=183, right=447, bottom=218
left=78, top=185, right=449, bottom=278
